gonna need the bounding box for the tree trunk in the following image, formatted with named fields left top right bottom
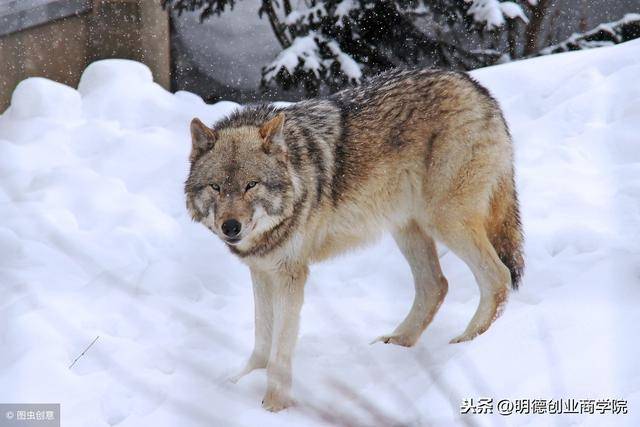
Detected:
left=507, top=19, right=518, bottom=59
left=523, top=0, right=551, bottom=56
left=261, top=0, right=290, bottom=49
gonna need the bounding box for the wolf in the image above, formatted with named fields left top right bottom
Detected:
left=185, top=68, right=524, bottom=412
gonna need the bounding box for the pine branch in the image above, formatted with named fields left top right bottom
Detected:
left=537, top=13, right=640, bottom=56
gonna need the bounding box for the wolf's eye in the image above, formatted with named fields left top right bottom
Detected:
left=245, top=181, right=258, bottom=191
left=210, top=184, right=220, bottom=192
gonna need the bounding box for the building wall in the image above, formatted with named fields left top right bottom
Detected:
left=0, top=0, right=169, bottom=111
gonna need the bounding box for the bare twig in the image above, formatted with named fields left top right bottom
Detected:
left=68, top=335, right=100, bottom=369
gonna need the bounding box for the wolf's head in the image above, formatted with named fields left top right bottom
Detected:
left=185, top=112, right=295, bottom=250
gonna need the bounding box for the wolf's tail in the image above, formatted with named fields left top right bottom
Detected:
left=486, top=173, right=525, bottom=289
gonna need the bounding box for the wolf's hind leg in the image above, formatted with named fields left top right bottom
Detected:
left=230, top=269, right=273, bottom=383
left=434, top=219, right=511, bottom=344
left=372, top=221, right=448, bottom=347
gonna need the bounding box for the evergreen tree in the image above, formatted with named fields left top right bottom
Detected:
left=163, top=1, right=637, bottom=96
left=164, top=1, right=531, bottom=95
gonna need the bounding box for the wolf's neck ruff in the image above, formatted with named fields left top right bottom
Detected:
left=228, top=188, right=308, bottom=258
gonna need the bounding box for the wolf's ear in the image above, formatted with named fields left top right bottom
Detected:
left=259, top=112, right=286, bottom=154
left=190, top=118, right=216, bottom=159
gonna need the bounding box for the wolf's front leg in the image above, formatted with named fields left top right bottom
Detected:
left=230, top=269, right=273, bottom=383
left=262, top=265, right=308, bottom=412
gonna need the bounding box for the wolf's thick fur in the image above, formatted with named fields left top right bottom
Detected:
left=186, top=68, right=524, bottom=411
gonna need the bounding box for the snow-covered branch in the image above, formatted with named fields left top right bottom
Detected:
left=465, top=0, right=528, bottom=30
left=262, top=31, right=362, bottom=92
left=263, top=33, right=324, bottom=83
left=539, top=13, right=640, bottom=55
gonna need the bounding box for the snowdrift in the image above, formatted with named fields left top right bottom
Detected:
left=1, top=40, right=639, bottom=426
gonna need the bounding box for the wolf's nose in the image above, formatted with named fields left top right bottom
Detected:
left=221, top=219, right=242, bottom=237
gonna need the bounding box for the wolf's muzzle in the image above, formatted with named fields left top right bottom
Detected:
left=222, top=219, right=242, bottom=238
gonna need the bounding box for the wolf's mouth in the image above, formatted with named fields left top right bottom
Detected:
left=224, top=237, right=241, bottom=245
left=222, top=222, right=255, bottom=246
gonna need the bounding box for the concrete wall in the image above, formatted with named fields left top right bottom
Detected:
left=0, top=0, right=169, bottom=111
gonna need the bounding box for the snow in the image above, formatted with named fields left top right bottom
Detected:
left=284, top=4, right=327, bottom=25
left=9, top=78, right=82, bottom=121
left=263, top=32, right=362, bottom=84
left=326, top=41, right=362, bottom=81
left=499, top=1, right=529, bottom=23
left=466, top=0, right=529, bottom=30
left=335, top=0, right=357, bottom=27
left=1, top=39, right=639, bottom=426
left=335, top=0, right=356, bottom=19
left=263, top=33, right=324, bottom=81
left=466, top=0, right=504, bottom=30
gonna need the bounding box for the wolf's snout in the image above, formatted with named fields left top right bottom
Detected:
left=222, top=219, right=242, bottom=238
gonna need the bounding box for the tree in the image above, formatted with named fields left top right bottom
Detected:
left=164, top=0, right=531, bottom=96
left=521, top=0, right=551, bottom=56
left=258, top=1, right=533, bottom=95
left=162, top=1, right=638, bottom=96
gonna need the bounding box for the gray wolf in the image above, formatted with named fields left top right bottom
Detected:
left=185, top=68, right=524, bottom=411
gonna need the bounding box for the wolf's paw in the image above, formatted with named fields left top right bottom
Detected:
left=449, top=332, right=478, bottom=344
left=229, top=356, right=268, bottom=383
left=262, top=389, right=293, bottom=412
left=229, top=368, right=254, bottom=384
left=228, top=366, right=262, bottom=384
left=370, top=333, right=418, bottom=347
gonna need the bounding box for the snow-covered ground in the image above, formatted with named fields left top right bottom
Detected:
left=1, top=40, right=639, bottom=427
